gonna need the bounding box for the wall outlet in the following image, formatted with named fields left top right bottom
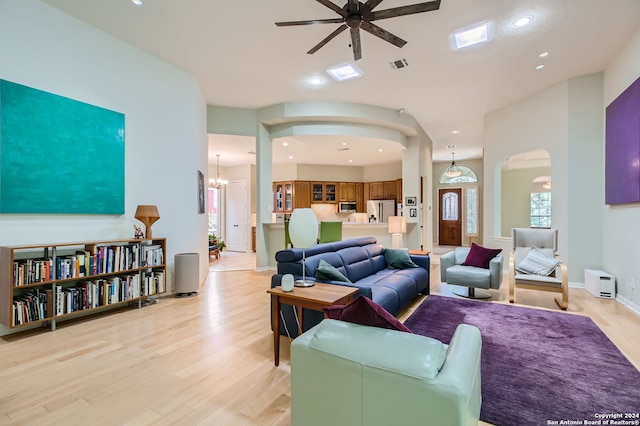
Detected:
left=629, top=277, right=636, bottom=290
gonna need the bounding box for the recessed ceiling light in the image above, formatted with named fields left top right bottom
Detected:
left=535, top=64, right=545, bottom=70
left=348, top=160, right=353, bottom=163
left=341, top=142, right=348, bottom=146
left=452, top=130, right=461, bottom=134
left=539, top=51, right=549, bottom=58
left=282, top=142, right=288, bottom=147
left=131, top=0, right=143, bottom=5
left=288, top=155, right=293, bottom=160
left=378, top=148, right=384, bottom=152
left=327, top=63, right=362, bottom=81
left=307, top=76, right=326, bottom=86
left=451, top=22, right=491, bottom=50
left=513, top=15, right=533, bottom=27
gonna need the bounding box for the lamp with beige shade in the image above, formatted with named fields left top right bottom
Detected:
left=135, top=205, right=160, bottom=238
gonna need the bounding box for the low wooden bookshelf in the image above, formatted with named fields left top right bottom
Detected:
left=0, top=238, right=166, bottom=332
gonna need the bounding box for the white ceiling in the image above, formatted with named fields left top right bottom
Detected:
left=43, top=0, right=640, bottom=167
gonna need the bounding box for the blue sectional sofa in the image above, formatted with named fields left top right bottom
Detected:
left=270, top=237, right=430, bottom=337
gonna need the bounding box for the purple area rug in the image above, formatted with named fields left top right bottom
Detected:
left=404, top=295, right=640, bottom=426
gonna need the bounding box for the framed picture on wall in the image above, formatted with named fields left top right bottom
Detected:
left=197, top=170, right=205, bottom=214
left=406, top=196, right=417, bottom=206
left=410, top=208, right=417, bottom=217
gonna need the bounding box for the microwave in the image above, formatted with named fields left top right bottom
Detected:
left=339, top=202, right=357, bottom=213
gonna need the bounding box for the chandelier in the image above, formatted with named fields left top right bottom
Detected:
left=444, top=152, right=463, bottom=178
left=209, top=154, right=228, bottom=189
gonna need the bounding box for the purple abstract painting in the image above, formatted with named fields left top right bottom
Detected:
left=605, top=75, right=640, bottom=205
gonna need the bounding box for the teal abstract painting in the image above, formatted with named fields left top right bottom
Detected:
left=0, top=80, right=125, bottom=214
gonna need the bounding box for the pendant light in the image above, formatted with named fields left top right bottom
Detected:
left=209, top=154, right=228, bottom=189
left=444, top=152, right=463, bottom=178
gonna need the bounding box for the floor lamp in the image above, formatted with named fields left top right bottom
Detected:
left=288, top=208, right=318, bottom=287
left=388, top=216, right=407, bottom=249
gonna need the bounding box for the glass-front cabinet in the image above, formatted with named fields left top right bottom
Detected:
left=311, top=182, right=337, bottom=203
left=273, top=181, right=293, bottom=212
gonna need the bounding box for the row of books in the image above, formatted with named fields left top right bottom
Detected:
left=143, top=271, right=165, bottom=296
left=142, top=245, right=164, bottom=267
left=12, top=258, right=53, bottom=286
left=11, top=243, right=151, bottom=286
left=12, top=289, right=50, bottom=326
left=12, top=272, right=165, bottom=326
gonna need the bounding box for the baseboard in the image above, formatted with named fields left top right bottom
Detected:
left=256, top=266, right=276, bottom=273
left=616, top=294, right=640, bottom=316
left=569, top=281, right=584, bottom=288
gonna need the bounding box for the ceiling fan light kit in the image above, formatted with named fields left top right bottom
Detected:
left=276, top=0, right=442, bottom=61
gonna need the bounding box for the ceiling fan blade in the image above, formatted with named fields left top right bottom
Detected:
left=350, top=27, right=362, bottom=61
left=364, top=0, right=385, bottom=11
left=371, top=0, right=441, bottom=21
left=316, top=0, right=347, bottom=17
left=360, top=21, right=406, bottom=48
left=347, top=0, right=358, bottom=13
left=307, top=24, right=348, bottom=54
left=276, top=18, right=345, bottom=26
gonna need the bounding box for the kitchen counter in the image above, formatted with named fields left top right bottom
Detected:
left=262, top=222, right=417, bottom=268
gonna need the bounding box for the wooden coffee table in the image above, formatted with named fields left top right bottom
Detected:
left=267, top=283, right=358, bottom=366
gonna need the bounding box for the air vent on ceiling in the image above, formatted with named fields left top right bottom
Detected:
left=337, top=148, right=350, bottom=151
left=390, top=58, right=409, bottom=70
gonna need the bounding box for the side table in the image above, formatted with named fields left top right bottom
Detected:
left=267, top=283, right=358, bottom=366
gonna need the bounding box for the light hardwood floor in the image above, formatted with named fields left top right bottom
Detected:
left=1, top=258, right=639, bottom=425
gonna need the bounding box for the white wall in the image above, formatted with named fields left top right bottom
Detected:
left=484, top=75, right=607, bottom=283
left=603, top=27, right=640, bottom=309
left=0, top=0, right=208, bottom=334
left=501, top=166, right=551, bottom=236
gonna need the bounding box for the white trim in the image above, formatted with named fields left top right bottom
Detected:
left=616, top=294, right=640, bottom=317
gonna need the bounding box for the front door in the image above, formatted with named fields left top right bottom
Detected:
left=439, top=188, right=462, bottom=246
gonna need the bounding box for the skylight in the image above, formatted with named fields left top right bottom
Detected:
left=451, top=22, right=491, bottom=50
left=327, top=63, right=362, bottom=82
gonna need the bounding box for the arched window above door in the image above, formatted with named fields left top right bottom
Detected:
left=439, top=165, right=478, bottom=184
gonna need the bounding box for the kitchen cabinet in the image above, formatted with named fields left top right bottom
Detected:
left=369, top=182, right=384, bottom=199
left=312, top=182, right=337, bottom=203
left=339, top=182, right=356, bottom=201
left=273, top=181, right=293, bottom=212
left=294, top=181, right=311, bottom=208
left=275, top=179, right=398, bottom=210
left=355, top=183, right=364, bottom=212
left=368, top=180, right=402, bottom=200
left=383, top=181, right=397, bottom=199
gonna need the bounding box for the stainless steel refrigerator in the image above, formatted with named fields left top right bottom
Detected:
left=366, top=199, right=396, bottom=223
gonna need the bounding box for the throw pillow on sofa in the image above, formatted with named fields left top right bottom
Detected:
left=461, top=243, right=502, bottom=269
left=323, top=296, right=412, bottom=333
left=315, top=259, right=351, bottom=282
left=383, top=248, right=419, bottom=269
left=516, top=247, right=561, bottom=276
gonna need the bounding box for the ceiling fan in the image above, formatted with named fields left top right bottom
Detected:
left=275, top=0, right=441, bottom=61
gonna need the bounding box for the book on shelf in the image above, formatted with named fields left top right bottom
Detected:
left=12, top=258, right=53, bottom=286
left=142, top=245, right=164, bottom=267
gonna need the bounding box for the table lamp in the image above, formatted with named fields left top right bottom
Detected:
left=288, top=208, right=318, bottom=287
left=135, top=205, right=160, bottom=238
left=388, top=216, right=406, bottom=249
